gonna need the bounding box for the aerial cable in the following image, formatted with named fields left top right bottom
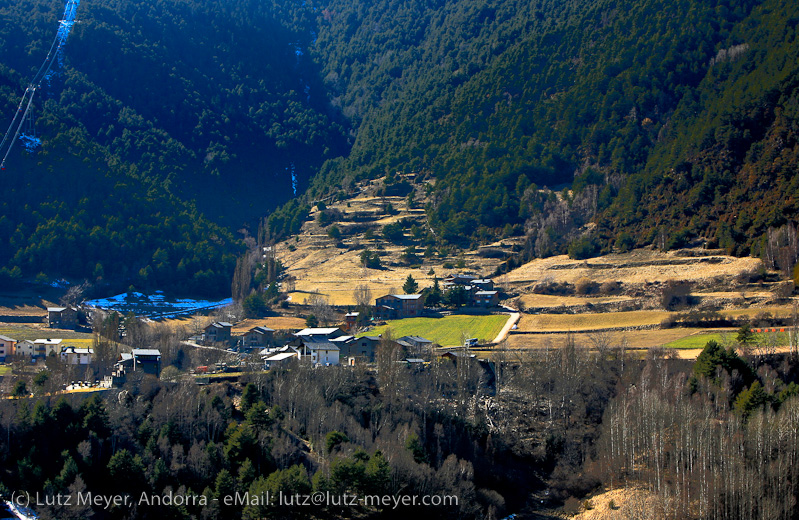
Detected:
left=1, top=88, right=37, bottom=168
left=0, top=0, right=80, bottom=170
left=0, top=87, right=34, bottom=155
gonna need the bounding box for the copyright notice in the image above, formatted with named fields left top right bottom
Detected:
left=10, top=490, right=458, bottom=511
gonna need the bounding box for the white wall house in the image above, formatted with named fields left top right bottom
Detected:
left=60, top=346, right=93, bottom=365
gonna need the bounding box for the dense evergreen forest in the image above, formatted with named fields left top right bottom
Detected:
left=283, top=0, right=799, bottom=261
left=0, top=0, right=348, bottom=295
left=2, top=0, right=799, bottom=292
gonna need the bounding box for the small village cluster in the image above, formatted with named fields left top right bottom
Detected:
left=0, top=305, right=163, bottom=383
left=197, top=322, right=437, bottom=368
left=0, top=273, right=498, bottom=378
left=192, top=273, right=500, bottom=368
left=0, top=307, right=88, bottom=364
left=374, top=274, right=499, bottom=319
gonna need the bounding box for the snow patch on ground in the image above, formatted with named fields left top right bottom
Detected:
left=84, top=291, right=232, bottom=319
left=3, top=500, right=38, bottom=519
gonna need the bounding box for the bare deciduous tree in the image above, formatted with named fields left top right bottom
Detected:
left=60, top=281, right=91, bottom=307
left=354, top=284, right=372, bottom=307
left=307, top=294, right=334, bottom=326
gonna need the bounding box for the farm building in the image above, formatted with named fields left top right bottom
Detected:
left=239, top=326, right=275, bottom=350
left=132, top=349, right=162, bottom=376
left=47, top=306, right=78, bottom=329
left=396, top=335, right=434, bottom=358
left=375, top=294, right=424, bottom=319
left=204, top=322, right=233, bottom=345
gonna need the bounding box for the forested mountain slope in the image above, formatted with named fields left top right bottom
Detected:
left=293, top=0, right=799, bottom=260
left=0, top=0, right=347, bottom=294
left=599, top=0, right=799, bottom=258
left=2, top=0, right=798, bottom=294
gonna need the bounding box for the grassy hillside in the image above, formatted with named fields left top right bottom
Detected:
left=359, top=314, right=509, bottom=347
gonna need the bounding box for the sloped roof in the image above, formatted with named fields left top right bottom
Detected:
left=61, top=346, right=93, bottom=354
left=260, top=346, right=298, bottom=357
left=393, top=294, right=422, bottom=300
left=249, top=326, right=275, bottom=334
left=300, top=339, right=340, bottom=351
left=296, top=327, right=342, bottom=336
left=133, top=348, right=161, bottom=357
left=265, top=352, right=299, bottom=362
left=399, top=335, right=432, bottom=344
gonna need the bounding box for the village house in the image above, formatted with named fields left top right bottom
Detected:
left=334, top=335, right=380, bottom=363
left=291, top=338, right=340, bottom=365
left=263, top=348, right=300, bottom=368
left=239, top=326, right=275, bottom=350
left=34, top=338, right=63, bottom=357
left=295, top=327, right=346, bottom=340
left=343, top=312, right=359, bottom=331
left=284, top=328, right=344, bottom=365
left=472, top=279, right=495, bottom=291
left=444, top=274, right=478, bottom=287
left=116, top=353, right=134, bottom=371
left=47, top=306, right=78, bottom=329
left=204, top=322, right=233, bottom=345
left=60, top=346, right=93, bottom=365
left=114, top=349, right=162, bottom=378
left=14, top=339, right=35, bottom=358
left=0, top=335, right=16, bottom=362
left=396, top=335, right=434, bottom=358
left=473, top=290, right=500, bottom=307
left=374, top=294, right=424, bottom=320
left=132, top=349, right=162, bottom=376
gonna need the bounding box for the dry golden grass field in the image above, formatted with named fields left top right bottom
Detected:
left=517, top=309, right=672, bottom=332
left=516, top=293, right=635, bottom=309
left=0, top=324, right=93, bottom=341
left=560, top=487, right=661, bottom=519
left=504, top=248, right=762, bottom=287
left=515, top=305, right=795, bottom=335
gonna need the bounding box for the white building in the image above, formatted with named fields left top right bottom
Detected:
left=34, top=338, right=63, bottom=357
left=60, top=346, right=94, bottom=365
left=14, top=340, right=35, bottom=358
